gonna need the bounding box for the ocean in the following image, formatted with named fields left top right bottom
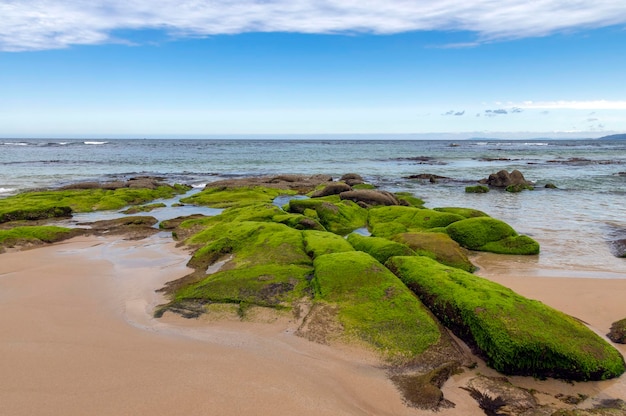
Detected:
left=1, top=137, right=625, bottom=276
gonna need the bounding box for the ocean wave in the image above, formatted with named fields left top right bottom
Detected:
left=523, top=142, right=549, bottom=146
left=0, top=187, right=17, bottom=194
left=84, top=141, right=108, bottom=145
left=2, top=142, right=30, bottom=146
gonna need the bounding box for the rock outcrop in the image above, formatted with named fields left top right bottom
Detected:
left=480, top=169, right=533, bottom=192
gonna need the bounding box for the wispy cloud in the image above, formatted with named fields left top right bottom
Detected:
left=2, top=1, right=626, bottom=51
left=443, top=110, right=465, bottom=116
left=519, top=100, right=626, bottom=110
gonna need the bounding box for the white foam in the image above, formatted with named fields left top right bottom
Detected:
left=84, top=141, right=108, bottom=145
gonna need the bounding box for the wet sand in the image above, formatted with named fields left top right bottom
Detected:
left=0, top=236, right=624, bottom=415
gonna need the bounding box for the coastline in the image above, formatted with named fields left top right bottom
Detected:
left=1, top=234, right=624, bottom=415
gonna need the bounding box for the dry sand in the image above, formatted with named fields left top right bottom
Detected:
left=0, top=236, right=625, bottom=415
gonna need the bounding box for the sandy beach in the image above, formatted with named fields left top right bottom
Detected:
left=1, top=235, right=625, bottom=415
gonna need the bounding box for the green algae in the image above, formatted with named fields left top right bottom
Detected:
left=312, top=251, right=442, bottom=362
left=394, top=192, right=425, bottom=208
left=287, top=197, right=368, bottom=235
left=181, top=186, right=296, bottom=208
left=0, top=226, right=77, bottom=248
left=188, top=221, right=311, bottom=270
left=391, top=232, right=476, bottom=272
left=302, top=230, right=355, bottom=259
left=0, top=186, right=188, bottom=223
left=465, top=185, right=490, bottom=193
left=121, top=202, right=166, bottom=214
left=386, top=256, right=626, bottom=381
left=446, top=217, right=540, bottom=255
left=346, top=233, right=415, bottom=264
left=368, top=206, right=465, bottom=238
left=433, top=207, right=489, bottom=219
left=175, top=263, right=312, bottom=308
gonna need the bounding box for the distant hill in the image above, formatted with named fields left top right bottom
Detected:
left=597, top=133, right=626, bottom=140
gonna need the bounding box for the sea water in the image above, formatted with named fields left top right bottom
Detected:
left=1, top=137, right=625, bottom=275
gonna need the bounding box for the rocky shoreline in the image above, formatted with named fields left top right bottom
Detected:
left=1, top=174, right=625, bottom=415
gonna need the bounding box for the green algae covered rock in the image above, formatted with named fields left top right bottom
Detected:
left=121, top=202, right=166, bottom=214
left=188, top=221, right=311, bottom=270
left=446, top=217, right=540, bottom=255
left=346, top=233, right=414, bottom=264
left=0, top=226, right=78, bottom=249
left=368, top=206, right=465, bottom=238
left=608, top=318, right=626, bottom=344
left=0, top=185, right=188, bottom=223
left=391, top=232, right=476, bottom=272
left=181, top=186, right=295, bottom=208
left=302, top=230, right=355, bottom=259
left=174, top=263, right=312, bottom=309
left=287, top=197, right=368, bottom=235
left=310, top=251, right=442, bottom=363
left=394, top=192, right=425, bottom=208
left=166, top=220, right=314, bottom=317
left=386, top=256, right=626, bottom=381
left=433, top=207, right=489, bottom=219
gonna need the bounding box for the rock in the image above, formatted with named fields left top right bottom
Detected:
left=607, top=318, right=626, bottom=344
left=405, top=174, right=451, bottom=183
left=446, top=217, right=540, bottom=255
left=609, top=238, right=626, bottom=258
left=386, top=256, right=626, bottom=381
left=82, top=216, right=160, bottom=240
left=481, top=169, right=532, bottom=188
left=347, top=233, right=415, bottom=264
left=404, top=173, right=451, bottom=183
left=392, top=232, right=476, bottom=272
left=545, top=183, right=558, bottom=189
left=340, top=173, right=364, bottom=187
left=311, top=182, right=352, bottom=197
left=339, top=190, right=400, bottom=207
left=464, top=375, right=538, bottom=416
left=202, top=174, right=333, bottom=193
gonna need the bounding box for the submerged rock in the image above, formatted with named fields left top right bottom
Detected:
left=480, top=169, right=533, bottom=191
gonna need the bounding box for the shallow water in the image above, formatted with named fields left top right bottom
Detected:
left=1, top=137, right=625, bottom=276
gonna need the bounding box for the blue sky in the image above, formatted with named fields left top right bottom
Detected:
left=1, top=1, right=626, bottom=139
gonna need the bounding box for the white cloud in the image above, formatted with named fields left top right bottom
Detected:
left=519, top=100, right=626, bottom=110
left=2, top=0, right=626, bottom=51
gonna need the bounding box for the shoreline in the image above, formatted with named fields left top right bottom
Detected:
left=1, top=235, right=625, bottom=415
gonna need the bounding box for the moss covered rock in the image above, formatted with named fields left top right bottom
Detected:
left=181, top=185, right=296, bottom=208
left=302, top=230, right=355, bottom=258
left=392, top=232, right=476, bottom=272
left=287, top=198, right=368, bottom=235
left=433, top=207, right=489, bottom=218
left=0, top=185, right=187, bottom=223
left=446, top=217, right=540, bottom=255
left=346, top=233, right=415, bottom=264
left=310, top=251, right=442, bottom=363
left=386, top=256, right=626, bottom=381
left=368, top=206, right=465, bottom=238
left=0, top=226, right=78, bottom=249
left=164, top=221, right=313, bottom=317
left=607, top=318, right=626, bottom=344
left=121, top=203, right=166, bottom=214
